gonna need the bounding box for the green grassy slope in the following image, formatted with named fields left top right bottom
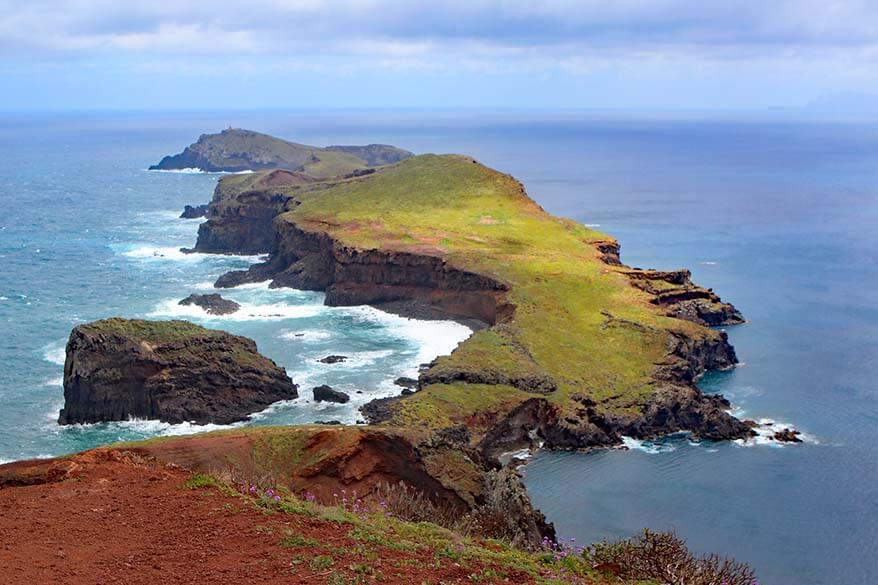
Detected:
left=78, top=318, right=226, bottom=343
left=277, top=154, right=716, bottom=432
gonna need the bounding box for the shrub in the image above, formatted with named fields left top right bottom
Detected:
left=584, top=529, right=757, bottom=585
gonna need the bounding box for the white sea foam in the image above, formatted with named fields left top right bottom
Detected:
left=43, top=344, right=66, bottom=366
left=342, top=305, right=472, bottom=376
left=149, top=298, right=327, bottom=321
left=0, top=296, right=8, bottom=301
left=123, top=245, right=201, bottom=261
left=147, top=167, right=205, bottom=174
left=314, top=349, right=395, bottom=368
left=45, top=376, right=63, bottom=387
left=122, top=245, right=263, bottom=264
left=61, top=417, right=241, bottom=437
left=193, top=281, right=218, bottom=290
left=146, top=168, right=253, bottom=175
left=736, top=417, right=818, bottom=447
left=499, top=448, right=534, bottom=466
left=280, top=329, right=332, bottom=342
left=137, top=210, right=192, bottom=222
left=621, top=436, right=678, bottom=454
left=223, top=280, right=274, bottom=291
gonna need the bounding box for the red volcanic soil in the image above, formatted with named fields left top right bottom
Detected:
left=0, top=450, right=534, bottom=585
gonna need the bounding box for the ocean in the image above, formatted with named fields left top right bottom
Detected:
left=0, top=111, right=875, bottom=584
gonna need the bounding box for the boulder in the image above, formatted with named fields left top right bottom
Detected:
left=178, top=293, right=240, bottom=315
left=318, top=355, right=348, bottom=364
left=58, top=318, right=297, bottom=425
left=394, top=376, right=418, bottom=389
left=313, top=385, right=350, bottom=404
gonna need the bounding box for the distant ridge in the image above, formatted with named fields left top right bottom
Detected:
left=149, top=128, right=413, bottom=177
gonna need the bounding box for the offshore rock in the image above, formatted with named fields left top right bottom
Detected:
left=313, top=385, right=350, bottom=404
left=58, top=318, right=297, bottom=425
left=178, top=293, right=241, bottom=315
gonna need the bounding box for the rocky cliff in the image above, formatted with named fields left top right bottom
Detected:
left=198, top=156, right=753, bottom=458
left=58, top=318, right=297, bottom=425
left=188, top=169, right=307, bottom=254
left=216, top=219, right=513, bottom=325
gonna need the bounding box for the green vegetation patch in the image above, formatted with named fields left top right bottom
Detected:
left=281, top=154, right=718, bottom=428
left=80, top=318, right=224, bottom=343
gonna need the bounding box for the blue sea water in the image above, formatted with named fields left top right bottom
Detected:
left=0, top=111, right=876, bottom=584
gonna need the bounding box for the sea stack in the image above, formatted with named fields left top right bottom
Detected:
left=58, top=318, right=297, bottom=425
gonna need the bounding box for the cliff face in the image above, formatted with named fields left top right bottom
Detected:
left=189, top=170, right=306, bottom=254
left=216, top=218, right=512, bottom=325
left=59, top=319, right=297, bottom=425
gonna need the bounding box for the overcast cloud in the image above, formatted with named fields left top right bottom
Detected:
left=2, top=1, right=877, bottom=111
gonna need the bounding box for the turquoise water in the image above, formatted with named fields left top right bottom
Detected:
left=0, top=112, right=471, bottom=459
left=1, top=112, right=876, bottom=583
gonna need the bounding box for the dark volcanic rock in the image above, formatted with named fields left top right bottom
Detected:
left=58, top=318, right=297, bottom=425
left=773, top=428, right=803, bottom=443
left=313, top=385, right=350, bottom=404
left=180, top=204, right=209, bottom=219
left=178, top=293, right=241, bottom=315
left=621, top=267, right=745, bottom=327
left=195, top=187, right=296, bottom=255
left=394, top=376, right=418, bottom=389
left=215, top=218, right=513, bottom=325
left=318, top=355, right=348, bottom=364
left=359, top=396, right=401, bottom=424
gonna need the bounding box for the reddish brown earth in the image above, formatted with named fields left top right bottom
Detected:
left=0, top=451, right=535, bottom=585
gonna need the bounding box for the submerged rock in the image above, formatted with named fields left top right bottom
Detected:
left=180, top=204, right=209, bottom=219
left=58, top=318, right=297, bottom=425
left=313, top=385, right=350, bottom=404
left=318, top=355, right=348, bottom=364
left=178, top=293, right=241, bottom=315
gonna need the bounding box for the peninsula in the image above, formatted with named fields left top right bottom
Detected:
left=1, top=131, right=764, bottom=584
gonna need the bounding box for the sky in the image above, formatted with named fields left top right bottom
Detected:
left=2, top=0, right=878, bottom=112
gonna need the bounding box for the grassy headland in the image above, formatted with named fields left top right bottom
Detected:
left=258, top=154, right=736, bottom=440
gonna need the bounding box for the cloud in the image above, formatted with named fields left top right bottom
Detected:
left=3, top=0, right=878, bottom=60
left=2, top=0, right=877, bottom=111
